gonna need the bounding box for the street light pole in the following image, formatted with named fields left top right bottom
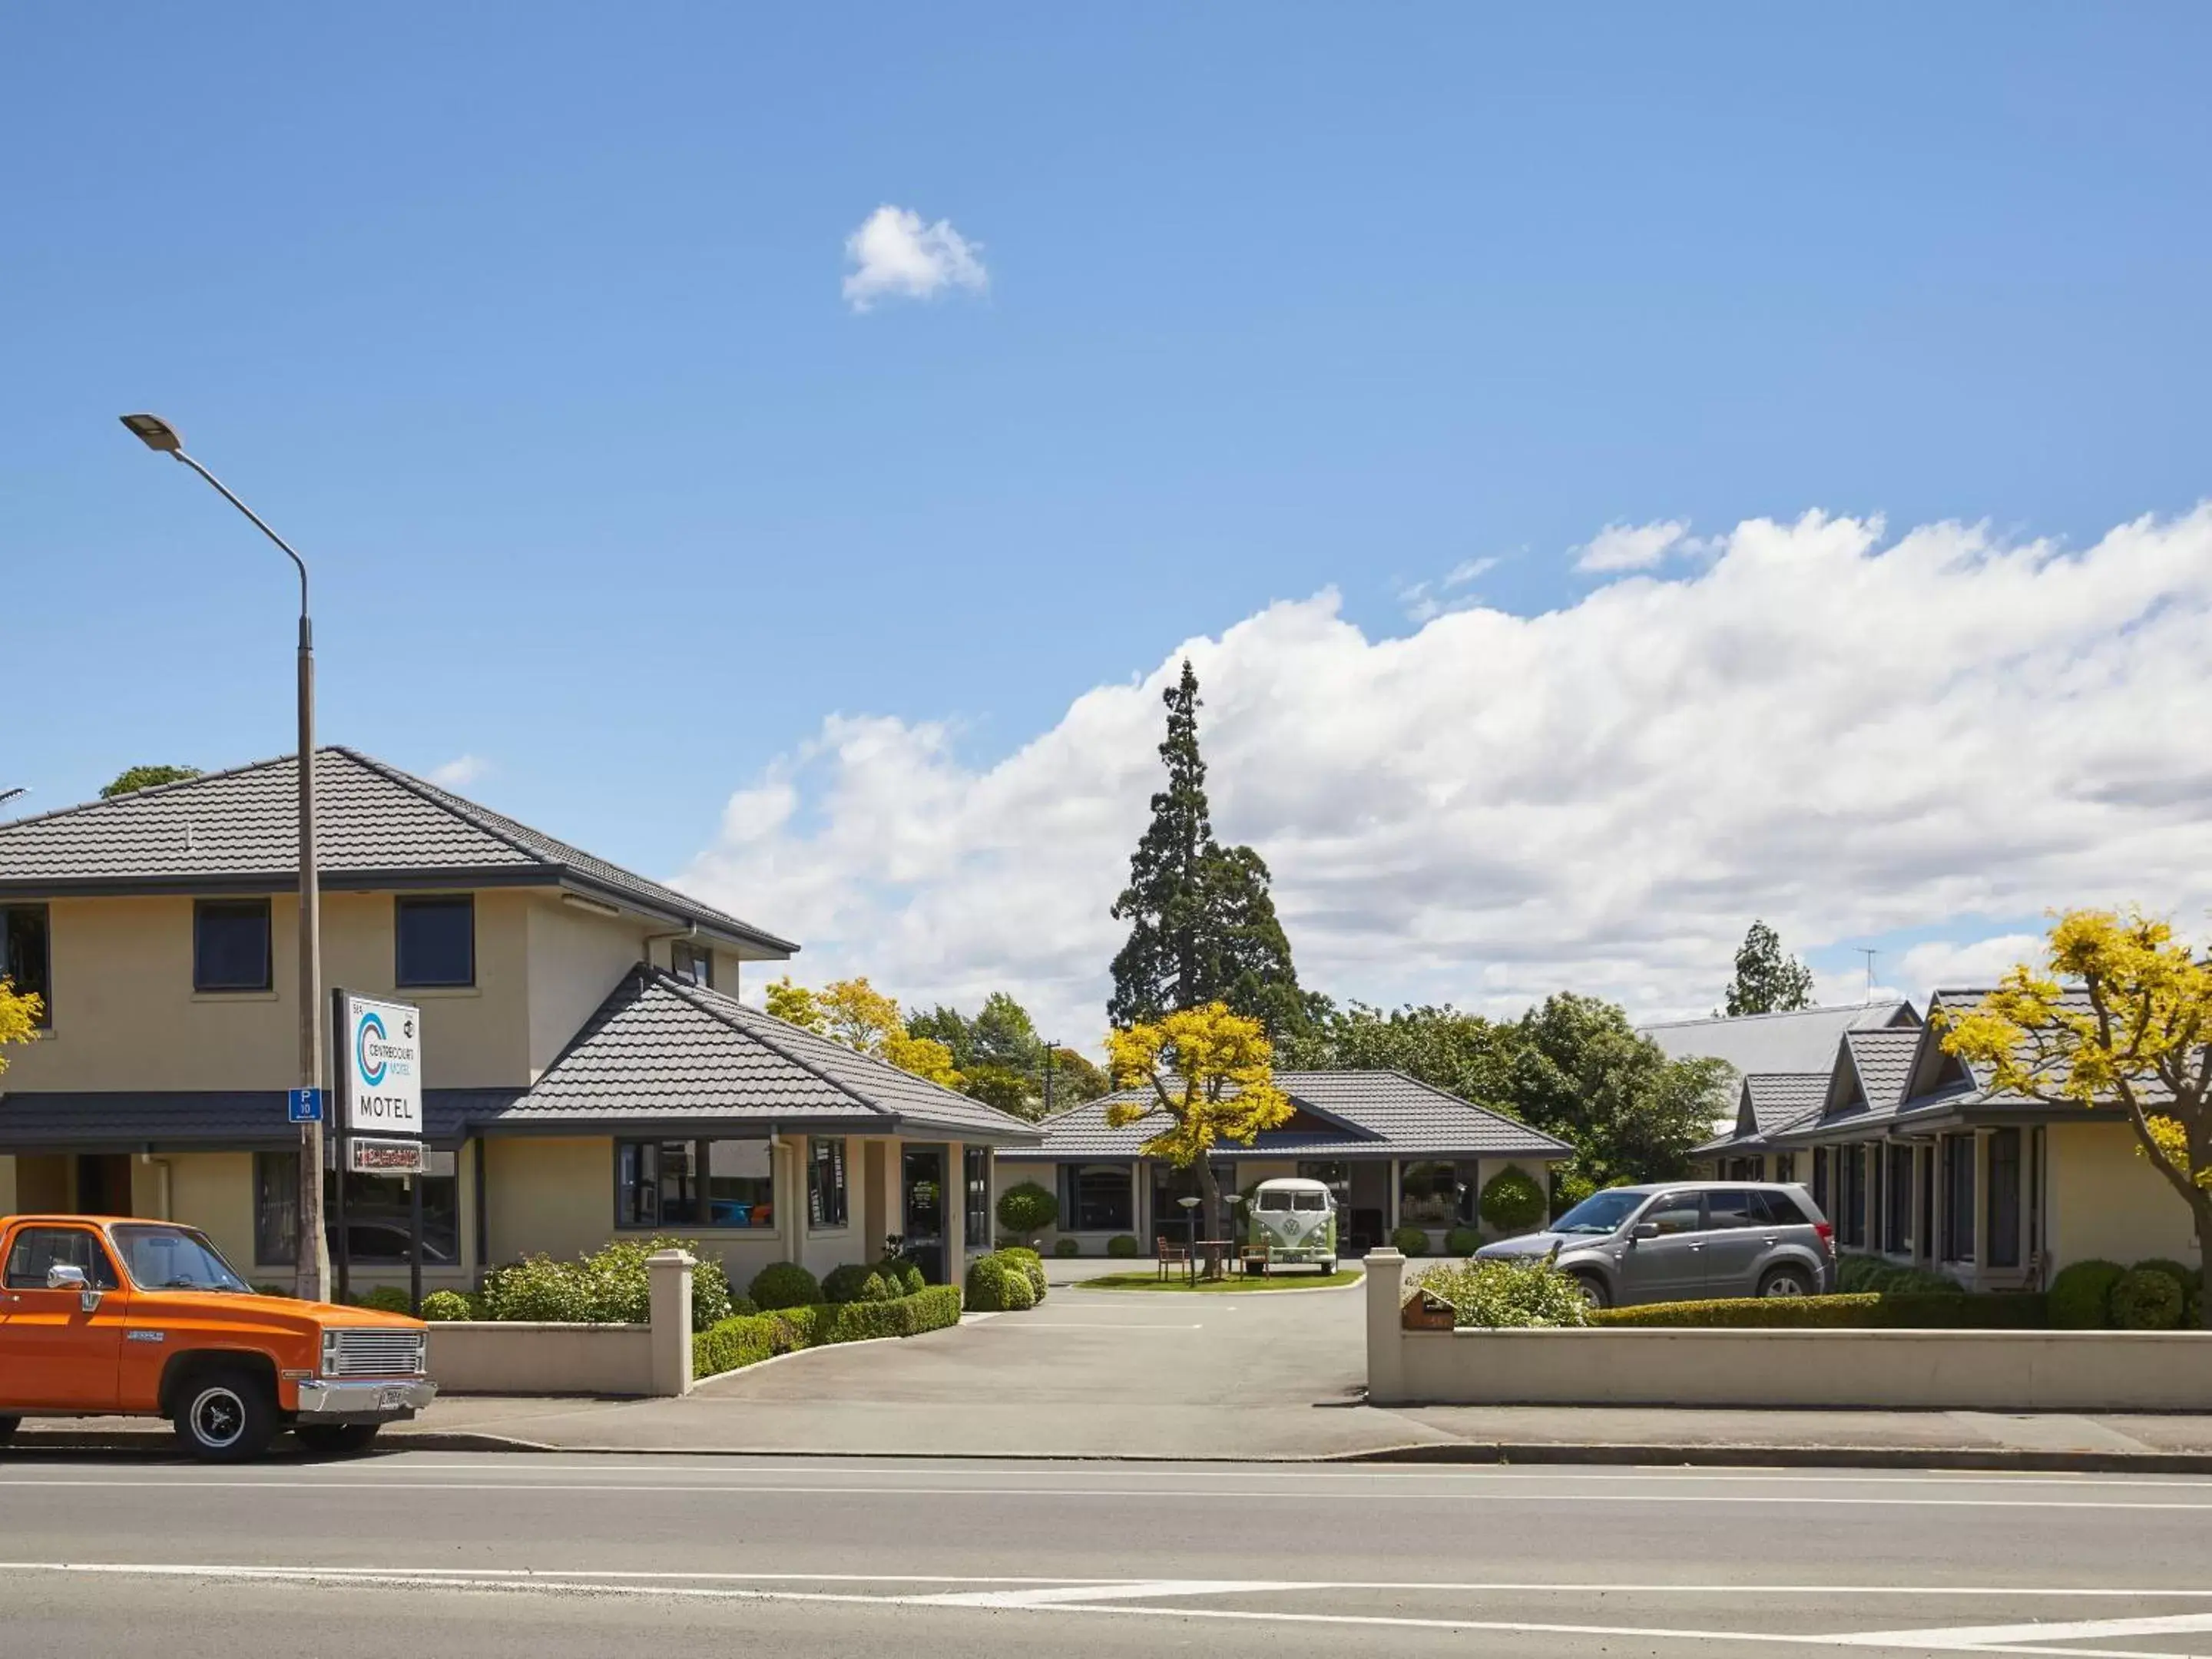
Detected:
left=120, top=414, right=329, bottom=1302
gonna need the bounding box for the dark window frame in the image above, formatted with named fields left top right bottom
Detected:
left=809, top=1137, right=849, bottom=1230
left=194, top=897, right=273, bottom=992
left=396, top=893, right=476, bottom=989
left=4, top=1224, right=121, bottom=1290
left=253, top=1150, right=460, bottom=1267
left=1942, top=1133, right=1976, bottom=1263
left=964, top=1147, right=990, bottom=1247
left=1884, top=1144, right=1914, bottom=1253
left=614, top=1137, right=778, bottom=1231
left=1059, top=1162, right=1134, bottom=1233
left=1, top=903, right=52, bottom=1028
left=1987, top=1128, right=2022, bottom=1269
left=671, top=941, right=714, bottom=988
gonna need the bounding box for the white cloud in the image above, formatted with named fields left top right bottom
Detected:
left=1893, top=933, right=2049, bottom=999
left=1573, top=518, right=1691, bottom=572
left=1399, top=555, right=1502, bottom=621
left=426, top=754, right=488, bottom=790
left=677, top=506, right=2212, bottom=1047
left=842, top=205, right=988, bottom=312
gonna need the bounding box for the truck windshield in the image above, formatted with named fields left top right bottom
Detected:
left=1550, top=1190, right=1647, bottom=1235
left=110, top=1225, right=253, bottom=1293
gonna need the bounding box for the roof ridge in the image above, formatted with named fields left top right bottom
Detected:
left=0, top=750, right=301, bottom=833
left=1641, top=999, right=1909, bottom=1031
left=648, top=969, right=883, bottom=1117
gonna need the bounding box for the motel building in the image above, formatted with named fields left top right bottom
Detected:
left=0, top=750, right=1040, bottom=1293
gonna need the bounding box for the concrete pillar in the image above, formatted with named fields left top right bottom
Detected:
left=1388, top=1161, right=1402, bottom=1234
left=647, top=1247, right=695, bottom=1398
left=1365, top=1247, right=1407, bottom=1406
left=1129, top=1161, right=1143, bottom=1243
left=947, top=1141, right=968, bottom=1263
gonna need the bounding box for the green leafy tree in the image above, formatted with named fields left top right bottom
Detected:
left=1108, top=661, right=1304, bottom=1035
left=1724, top=920, right=1816, bottom=1015
left=101, top=764, right=200, bottom=799
left=911, top=992, right=1111, bottom=1120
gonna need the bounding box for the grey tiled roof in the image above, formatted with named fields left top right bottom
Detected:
left=0, top=1088, right=518, bottom=1149
left=1690, top=1071, right=1829, bottom=1156
left=1844, top=1027, right=1920, bottom=1114
left=503, top=967, right=1042, bottom=1144
left=1644, top=1000, right=1918, bottom=1078
left=0, top=748, right=793, bottom=955
left=1000, top=1071, right=1571, bottom=1161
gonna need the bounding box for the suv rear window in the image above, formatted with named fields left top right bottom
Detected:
left=1709, top=1188, right=1810, bottom=1228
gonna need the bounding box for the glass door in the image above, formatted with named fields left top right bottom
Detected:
left=901, top=1145, right=948, bottom=1284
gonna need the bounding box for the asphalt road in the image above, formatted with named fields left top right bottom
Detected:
left=2, top=1452, right=2210, bottom=1656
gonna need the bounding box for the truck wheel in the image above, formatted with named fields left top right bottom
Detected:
left=296, top=1423, right=382, bottom=1458
left=173, top=1369, right=277, bottom=1462
left=0, top=1416, right=18, bottom=1445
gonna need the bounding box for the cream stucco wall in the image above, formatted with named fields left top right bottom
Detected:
left=524, top=895, right=656, bottom=1078
left=2048, top=1121, right=2200, bottom=1271
left=0, top=1154, right=15, bottom=1214
left=485, top=1137, right=613, bottom=1264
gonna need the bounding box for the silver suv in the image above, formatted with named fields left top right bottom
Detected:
left=1472, top=1181, right=1833, bottom=1310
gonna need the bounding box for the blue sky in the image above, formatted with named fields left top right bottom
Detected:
left=7, top=6, right=2209, bottom=1027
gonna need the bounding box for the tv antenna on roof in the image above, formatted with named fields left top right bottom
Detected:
left=1856, top=948, right=1879, bottom=1005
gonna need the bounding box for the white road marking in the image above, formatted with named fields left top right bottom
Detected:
left=0, top=1563, right=2197, bottom=1657
left=1836, top=1611, right=2212, bottom=1648
left=2, top=1475, right=2208, bottom=1509
left=916, top=1578, right=1306, bottom=1608
left=984, top=1320, right=1204, bottom=1330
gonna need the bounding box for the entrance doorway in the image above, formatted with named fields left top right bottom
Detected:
left=75, top=1154, right=134, bottom=1215
left=901, top=1145, right=948, bottom=1284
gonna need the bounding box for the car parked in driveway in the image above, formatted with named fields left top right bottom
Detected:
left=1472, top=1182, right=1833, bottom=1309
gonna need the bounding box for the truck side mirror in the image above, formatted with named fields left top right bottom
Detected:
left=45, top=1263, right=101, bottom=1312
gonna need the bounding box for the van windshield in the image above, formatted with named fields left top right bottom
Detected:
left=1550, top=1190, right=1646, bottom=1236
left=1258, top=1192, right=1293, bottom=1211
left=1293, top=1192, right=1328, bottom=1211
left=110, top=1225, right=253, bottom=1293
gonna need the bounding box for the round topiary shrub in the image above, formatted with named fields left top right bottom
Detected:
left=1053, top=1237, right=1080, bottom=1257
left=1107, top=1233, right=1141, bottom=1258
left=1479, top=1167, right=1548, bottom=1233
left=995, top=1247, right=1047, bottom=1303
left=2134, top=1257, right=2202, bottom=1293
left=995, top=1182, right=1059, bottom=1243
left=418, top=1290, right=475, bottom=1322
left=2111, top=1267, right=2185, bottom=1330
left=749, top=1260, right=823, bottom=1311
left=1002, top=1270, right=1036, bottom=1310
left=2048, top=1259, right=2126, bottom=1329
left=859, top=1271, right=893, bottom=1302
left=965, top=1254, right=1017, bottom=1310
left=1445, top=1225, right=1484, bottom=1257
left=1391, top=1225, right=1432, bottom=1257
left=821, top=1263, right=875, bottom=1303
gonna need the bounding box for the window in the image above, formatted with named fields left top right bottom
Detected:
left=1837, top=1146, right=1866, bottom=1248
left=809, top=1137, right=849, bottom=1230
left=252, top=1152, right=460, bottom=1266
left=1987, top=1128, right=2022, bottom=1268
left=1296, top=1161, right=1351, bottom=1213
left=111, top=1225, right=249, bottom=1293
left=1, top=904, right=51, bottom=1027
left=1942, top=1134, right=1975, bottom=1263
left=396, top=895, right=474, bottom=988
left=671, top=942, right=714, bottom=988
left=4, top=1226, right=119, bottom=1290
left=1640, top=1195, right=1704, bottom=1236
left=1060, top=1163, right=1133, bottom=1232
left=1704, top=1190, right=1768, bottom=1229
left=1397, top=1161, right=1461, bottom=1228
left=194, top=898, right=271, bottom=992
left=1773, top=1153, right=1795, bottom=1185
left=1885, top=1144, right=1913, bottom=1253
left=1293, top=1190, right=1328, bottom=1212
left=965, top=1147, right=990, bottom=1247
left=1811, top=1147, right=1830, bottom=1214
left=616, top=1138, right=775, bottom=1230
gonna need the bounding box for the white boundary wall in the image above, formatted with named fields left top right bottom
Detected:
left=1364, top=1249, right=2212, bottom=1412
left=425, top=1249, right=694, bottom=1398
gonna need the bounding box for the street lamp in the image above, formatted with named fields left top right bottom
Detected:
left=120, top=413, right=329, bottom=1302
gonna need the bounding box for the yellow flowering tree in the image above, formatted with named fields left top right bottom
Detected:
left=1105, top=1002, right=1293, bottom=1246
left=0, top=978, right=39, bottom=1074
left=1939, top=908, right=2212, bottom=1322
left=764, top=975, right=963, bottom=1090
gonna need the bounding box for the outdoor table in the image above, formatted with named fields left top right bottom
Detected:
left=1196, top=1238, right=1234, bottom=1280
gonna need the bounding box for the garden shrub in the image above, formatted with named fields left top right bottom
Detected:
left=418, top=1290, right=475, bottom=1322
left=965, top=1254, right=1018, bottom=1311
left=1001, top=1270, right=1036, bottom=1310
left=996, top=1247, right=1047, bottom=1303
left=1414, top=1257, right=1590, bottom=1329
left=358, top=1285, right=414, bottom=1314
left=2134, top=1257, right=2202, bottom=1292
left=1390, top=1225, right=1432, bottom=1257
left=479, top=1236, right=733, bottom=1327
left=1479, top=1167, right=1547, bottom=1233
left=2048, top=1259, right=2126, bottom=1329
left=1054, top=1237, right=1081, bottom=1258
left=1445, top=1225, right=1485, bottom=1258
left=823, top=1263, right=895, bottom=1304
left=749, top=1260, right=823, bottom=1311
left=690, top=1285, right=967, bottom=1380
left=1592, top=1292, right=2050, bottom=1330
left=876, top=1257, right=926, bottom=1296
left=2111, top=1267, right=2185, bottom=1331
left=995, top=1182, right=1059, bottom=1242
left=1836, top=1256, right=1957, bottom=1296
left=251, top=1283, right=296, bottom=1299
left=1107, top=1234, right=1141, bottom=1258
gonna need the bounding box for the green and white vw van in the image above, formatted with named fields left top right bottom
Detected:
left=1247, top=1177, right=1338, bottom=1273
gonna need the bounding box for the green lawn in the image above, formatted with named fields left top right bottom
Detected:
left=1075, top=1268, right=1364, bottom=1293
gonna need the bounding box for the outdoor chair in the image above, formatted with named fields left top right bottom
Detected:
left=1156, top=1235, right=1189, bottom=1280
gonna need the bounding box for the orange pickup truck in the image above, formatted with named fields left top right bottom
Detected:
left=0, top=1214, right=435, bottom=1460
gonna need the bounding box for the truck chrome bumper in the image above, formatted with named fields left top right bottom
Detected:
left=293, top=1378, right=437, bottom=1420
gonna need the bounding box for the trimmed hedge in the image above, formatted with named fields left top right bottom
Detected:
left=2048, top=1260, right=2125, bottom=1329
left=2111, top=1268, right=2185, bottom=1331
left=481, top=1236, right=735, bottom=1328
left=1053, top=1237, right=1081, bottom=1258
left=1107, top=1234, right=1141, bottom=1258
left=823, top=1263, right=896, bottom=1304
left=1391, top=1226, right=1432, bottom=1257
left=997, top=1246, right=1048, bottom=1303
left=419, top=1290, right=477, bottom=1322
left=1593, top=1292, right=2050, bottom=1330
left=1479, top=1167, right=1547, bottom=1233
left=965, top=1248, right=1045, bottom=1310
left=692, top=1285, right=964, bottom=1379
left=356, top=1286, right=414, bottom=1314
left=1445, top=1225, right=1485, bottom=1258
left=750, top=1260, right=824, bottom=1311
left=1836, top=1255, right=1959, bottom=1296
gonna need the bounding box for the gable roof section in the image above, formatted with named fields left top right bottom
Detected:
left=1690, top=1071, right=1828, bottom=1156
left=1001, top=1070, right=1571, bottom=1161
left=0, top=747, right=793, bottom=956
left=502, top=965, right=1041, bottom=1144
left=1642, top=999, right=1919, bottom=1079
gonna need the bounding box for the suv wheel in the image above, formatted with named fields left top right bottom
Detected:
left=1571, top=1273, right=1611, bottom=1310
left=1758, top=1265, right=1815, bottom=1298
left=173, top=1369, right=277, bottom=1462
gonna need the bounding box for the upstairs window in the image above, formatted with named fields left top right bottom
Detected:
left=194, top=899, right=271, bottom=992
left=1, top=904, right=50, bottom=1027
left=671, top=941, right=714, bottom=988
left=396, top=895, right=475, bottom=988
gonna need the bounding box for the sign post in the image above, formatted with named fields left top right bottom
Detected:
left=333, top=990, right=424, bottom=1308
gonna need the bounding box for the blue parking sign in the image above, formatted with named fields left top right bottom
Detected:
left=287, top=1088, right=323, bottom=1124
